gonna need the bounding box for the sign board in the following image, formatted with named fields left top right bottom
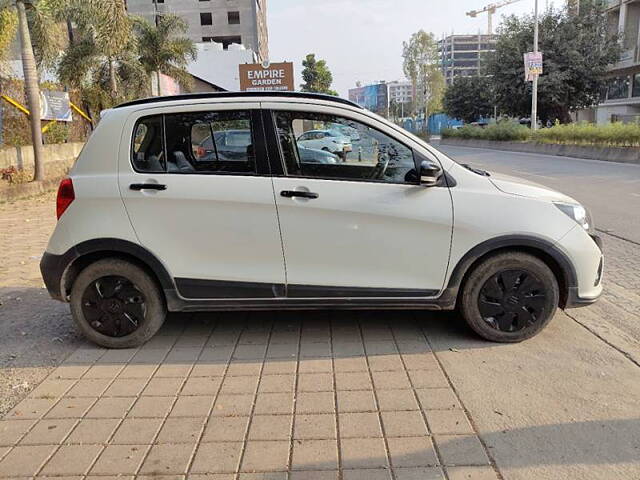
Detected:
left=239, top=62, right=294, bottom=92
left=40, top=90, right=72, bottom=122
left=524, top=52, right=543, bottom=82
left=348, top=83, right=389, bottom=116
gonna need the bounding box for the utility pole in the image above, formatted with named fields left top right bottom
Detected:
left=531, top=0, right=539, bottom=130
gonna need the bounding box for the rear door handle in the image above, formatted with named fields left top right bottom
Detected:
left=280, top=190, right=319, bottom=199
left=130, top=183, right=167, bottom=191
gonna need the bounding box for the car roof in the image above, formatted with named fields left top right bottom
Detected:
left=115, top=91, right=362, bottom=110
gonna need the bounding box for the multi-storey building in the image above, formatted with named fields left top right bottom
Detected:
left=437, top=34, right=498, bottom=85
left=589, top=0, right=640, bottom=123
left=125, top=0, right=269, bottom=62
left=387, top=80, right=414, bottom=105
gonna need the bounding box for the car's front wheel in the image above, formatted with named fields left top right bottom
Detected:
left=459, top=252, right=559, bottom=343
left=70, top=258, right=166, bottom=348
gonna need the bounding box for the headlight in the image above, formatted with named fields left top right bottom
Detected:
left=554, top=202, right=594, bottom=233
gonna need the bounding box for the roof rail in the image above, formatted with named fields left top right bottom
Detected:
left=115, top=91, right=363, bottom=110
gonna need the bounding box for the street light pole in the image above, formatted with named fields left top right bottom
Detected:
left=531, top=0, right=539, bottom=130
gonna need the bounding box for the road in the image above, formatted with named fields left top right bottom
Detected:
left=438, top=144, right=640, bottom=244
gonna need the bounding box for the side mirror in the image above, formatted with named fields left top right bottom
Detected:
left=419, top=160, right=442, bottom=187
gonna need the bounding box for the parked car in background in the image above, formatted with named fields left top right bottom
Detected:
left=298, top=145, right=339, bottom=164
left=297, top=129, right=352, bottom=158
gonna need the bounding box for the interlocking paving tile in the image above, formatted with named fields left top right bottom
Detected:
left=380, top=411, right=429, bottom=437
left=0, top=419, right=36, bottom=446
left=415, top=388, right=461, bottom=411
left=18, top=418, right=76, bottom=445
left=249, top=414, right=292, bottom=440
left=294, top=414, right=336, bottom=440
left=0, top=444, right=56, bottom=476
left=190, top=441, right=243, bottom=473
left=202, top=416, right=250, bottom=442
left=66, top=418, right=120, bottom=444
left=295, top=392, right=335, bottom=414
left=386, top=436, right=438, bottom=468
left=342, top=468, right=393, bottom=480
left=1, top=312, right=496, bottom=478
left=89, top=444, right=149, bottom=475
left=340, top=437, right=388, bottom=469
left=446, top=465, right=500, bottom=480
left=424, top=409, right=474, bottom=435
left=339, top=412, right=382, bottom=438
left=156, top=417, right=205, bottom=443
left=394, top=466, right=445, bottom=480
left=139, top=443, right=195, bottom=475
left=291, top=439, right=339, bottom=471
left=240, top=440, right=290, bottom=472
left=39, top=444, right=102, bottom=476
left=111, top=418, right=163, bottom=444
left=336, top=390, right=377, bottom=413
left=376, top=389, right=420, bottom=412
left=434, top=435, right=490, bottom=466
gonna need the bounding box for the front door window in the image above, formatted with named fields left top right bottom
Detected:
left=273, top=111, right=417, bottom=184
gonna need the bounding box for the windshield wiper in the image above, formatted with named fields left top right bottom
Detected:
left=461, top=164, right=490, bottom=177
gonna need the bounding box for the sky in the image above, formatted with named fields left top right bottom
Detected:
left=267, top=0, right=560, bottom=97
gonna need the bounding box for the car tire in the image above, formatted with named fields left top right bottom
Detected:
left=459, top=252, right=559, bottom=343
left=70, top=258, right=166, bottom=348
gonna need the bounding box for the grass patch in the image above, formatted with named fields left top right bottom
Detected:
left=442, top=121, right=640, bottom=147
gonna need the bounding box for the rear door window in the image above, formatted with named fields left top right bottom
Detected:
left=130, top=110, right=257, bottom=175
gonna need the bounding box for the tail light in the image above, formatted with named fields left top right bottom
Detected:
left=56, top=178, right=75, bottom=220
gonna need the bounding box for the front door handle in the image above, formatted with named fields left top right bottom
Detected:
left=280, top=190, right=319, bottom=199
left=130, top=183, right=167, bottom=191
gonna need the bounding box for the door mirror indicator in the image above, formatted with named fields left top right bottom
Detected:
left=419, top=160, right=442, bottom=187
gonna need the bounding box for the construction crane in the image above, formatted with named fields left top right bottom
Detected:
left=466, top=0, right=524, bottom=35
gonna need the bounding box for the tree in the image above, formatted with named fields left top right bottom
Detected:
left=444, top=76, right=495, bottom=123
left=402, top=30, right=445, bottom=131
left=133, top=14, right=197, bottom=96
left=57, top=0, right=148, bottom=117
left=484, top=4, right=620, bottom=123
left=300, top=53, right=338, bottom=96
left=0, top=0, right=65, bottom=181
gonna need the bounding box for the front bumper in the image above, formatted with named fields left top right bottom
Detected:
left=563, top=233, right=603, bottom=309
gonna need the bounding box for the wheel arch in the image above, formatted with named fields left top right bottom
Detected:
left=445, top=235, right=577, bottom=309
left=58, top=239, right=174, bottom=301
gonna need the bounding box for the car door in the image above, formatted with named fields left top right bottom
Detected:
left=118, top=103, right=286, bottom=299
left=264, top=105, right=453, bottom=297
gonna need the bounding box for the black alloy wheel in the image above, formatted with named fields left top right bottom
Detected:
left=81, top=275, right=146, bottom=338
left=477, top=269, right=547, bottom=332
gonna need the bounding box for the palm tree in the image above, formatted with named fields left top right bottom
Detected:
left=0, top=0, right=63, bottom=181
left=57, top=0, right=147, bottom=116
left=133, top=14, right=197, bottom=96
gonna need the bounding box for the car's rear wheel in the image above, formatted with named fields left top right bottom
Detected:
left=70, top=258, right=166, bottom=348
left=459, top=252, right=559, bottom=343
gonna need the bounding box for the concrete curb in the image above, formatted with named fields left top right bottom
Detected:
left=0, top=176, right=62, bottom=203
left=440, top=138, right=640, bottom=164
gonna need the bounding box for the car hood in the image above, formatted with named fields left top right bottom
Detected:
left=488, top=172, right=577, bottom=204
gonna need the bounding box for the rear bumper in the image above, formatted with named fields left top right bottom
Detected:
left=40, top=251, right=67, bottom=301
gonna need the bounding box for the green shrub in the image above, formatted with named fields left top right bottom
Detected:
left=442, top=122, right=530, bottom=142
left=532, top=122, right=640, bottom=147
left=444, top=121, right=640, bottom=147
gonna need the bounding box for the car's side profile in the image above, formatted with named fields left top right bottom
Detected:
left=41, top=92, right=603, bottom=348
left=297, top=129, right=353, bottom=157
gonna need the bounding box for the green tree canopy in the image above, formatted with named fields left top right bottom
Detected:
left=300, top=53, right=338, bottom=96
left=402, top=30, right=445, bottom=120
left=57, top=0, right=147, bottom=115
left=484, top=4, right=620, bottom=123
left=133, top=14, right=197, bottom=95
left=443, top=76, right=495, bottom=123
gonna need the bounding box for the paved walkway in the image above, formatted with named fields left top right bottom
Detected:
left=0, top=310, right=497, bottom=479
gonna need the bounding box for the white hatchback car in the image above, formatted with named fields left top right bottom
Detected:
left=41, top=92, right=603, bottom=348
